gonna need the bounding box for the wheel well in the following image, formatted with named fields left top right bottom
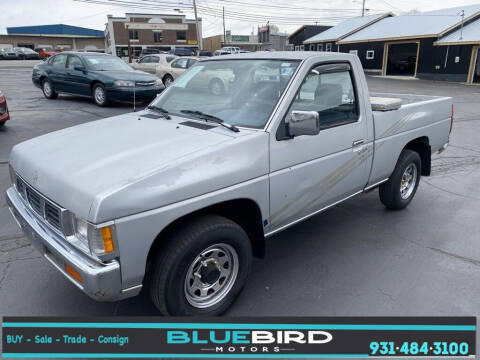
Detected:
left=90, top=81, right=103, bottom=93
left=404, top=136, right=431, bottom=176
left=146, top=199, right=266, bottom=271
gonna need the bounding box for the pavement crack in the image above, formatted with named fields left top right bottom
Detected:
left=0, top=262, right=12, bottom=290
left=0, top=233, right=25, bottom=242
left=376, top=286, right=395, bottom=301
left=427, top=247, right=480, bottom=267
left=0, top=256, right=42, bottom=264
left=422, top=179, right=480, bottom=200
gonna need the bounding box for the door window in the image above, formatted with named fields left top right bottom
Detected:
left=52, top=54, right=67, bottom=68
left=286, top=63, right=359, bottom=130
left=187, top=58, right=198, bottom=68
left=171, top=58, right=189, bottom=69
left=66, top=55, right=83, bottom=70
left=139, top=56, right=150, bottom=63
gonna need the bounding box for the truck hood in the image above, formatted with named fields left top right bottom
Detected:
left=10, top=112, right=269, bottom=223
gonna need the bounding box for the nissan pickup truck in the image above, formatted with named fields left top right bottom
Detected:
left=6, top=52, right=452, bottom=315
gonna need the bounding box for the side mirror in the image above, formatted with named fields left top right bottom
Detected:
left=288, top=111, right=320, bottom=137
left=74, top=65, right=85, bottom=72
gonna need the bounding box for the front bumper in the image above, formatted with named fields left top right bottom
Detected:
left=107, top=86, right=164, bottom=102
left=6, top=187, right=136, bottom=302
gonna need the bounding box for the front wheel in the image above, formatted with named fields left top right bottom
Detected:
left=379, top=149, right=421, bottom=210
left=149, top=215, right=252, bottom=316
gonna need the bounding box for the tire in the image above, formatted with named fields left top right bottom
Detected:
left=163, top=74, right=174, bottom=87
left=0, top=121, right=5, bottom=128
left=92, top=83, right=109, bottom=107
left=42, top=79, right=58, bottom=99
left=209, top=78, right=225, bottom=95
left=379, top=149, right=421, bottom=210
left=149, top=215, right=252, bottom=316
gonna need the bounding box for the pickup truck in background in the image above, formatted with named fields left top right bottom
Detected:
left=6, top=52, right=452, bottom=315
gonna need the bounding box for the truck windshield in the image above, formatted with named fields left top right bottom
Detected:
left=151, top=59, right=300, bottom=129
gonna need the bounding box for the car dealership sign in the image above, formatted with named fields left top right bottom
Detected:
left=125, top=23, right=188, bottom=30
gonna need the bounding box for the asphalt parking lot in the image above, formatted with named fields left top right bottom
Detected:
left=1, top=60, right=479, bottom=324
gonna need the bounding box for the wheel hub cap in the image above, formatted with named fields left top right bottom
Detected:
left=184, top=243, right=239, bottom=309
left=400, top=163, right=417, bottom=199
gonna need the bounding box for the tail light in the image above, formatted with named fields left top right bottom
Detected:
left=450, top=104, right=454, bottom=134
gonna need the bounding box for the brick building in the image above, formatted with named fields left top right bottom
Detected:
left=105, top=13, right=202, bottom=58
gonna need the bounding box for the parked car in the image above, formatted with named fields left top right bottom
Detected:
left=214, top=49, right=230, bottom=56
left=131, top=54, right=177, bottom=74
left=196, top=50, right=212, bottom=57
left=13, top=47, right=40, bottom=60
left=170, top=47, right=195, bottom=56
left=7, top=52, right=452, bottom=316
left=0, top=48, right=17, bottom=60
left=220, top=46, right=241, bottom=54
left=0, top=92, right=9, bottom=127
left=156, top=56, right=198, bottom=87
left=34, top=47, right=57, bottom=59
left=31, top=52, right=165, bottom=106
left=139, top=48, right=166, bottom=57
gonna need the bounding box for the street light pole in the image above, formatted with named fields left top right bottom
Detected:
left=192, top=0, right=202, bottom=50
left=362, top=0, right=366, bottom=16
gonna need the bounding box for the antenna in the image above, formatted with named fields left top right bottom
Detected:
left=133, top=80, right=136, bottom=112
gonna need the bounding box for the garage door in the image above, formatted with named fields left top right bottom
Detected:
left=386, top=42, right=418, bottom=76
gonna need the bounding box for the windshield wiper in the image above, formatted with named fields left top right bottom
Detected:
left=180, top=110, right=239, bottom=133
left=147, top=105, right=171, bottom=119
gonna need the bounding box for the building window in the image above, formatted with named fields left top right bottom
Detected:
left=300, top=45, right=304, bottom=51
left=310, top=44, right=315, bottom=51
left=154, top=31, right=163, bottom=43
left=295, top=45, right=299, bottom=51
left=317, top=44, right=323, bottom=51
left=176, top=31, right=187, bottom=42
left=129, top=29, right=138, bottom=40
left=349, top=50, right=358, bottom=55
left=366, top=50, right=374, bottom=59
left=326, top=43, right=332, bottom=52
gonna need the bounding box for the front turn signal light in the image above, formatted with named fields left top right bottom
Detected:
left=100, top=226, right=115, bottom=254
left=64, top=263, right=83, bottom=284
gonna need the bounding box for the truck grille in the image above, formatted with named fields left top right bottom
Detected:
left=15, top=176, right=65, bottom=232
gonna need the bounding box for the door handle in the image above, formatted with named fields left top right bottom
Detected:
left=352, top=139, right=364, bottom=148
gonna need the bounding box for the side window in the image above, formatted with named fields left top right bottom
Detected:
left=152, top=56, right=160, bottom=63
left=166, top=55, right=176, bottom=63
left=286, top=64, right=359, bottom=130
left=187, top=58, right=198, bottom=68
left=66, top=55, right=82, bottom=70
left=326, top=43, right=332, bottom=52
left=139, top=56, right=149, bottom=63
left=172, top=58, right=188, bottom=69
left=317, top=44, right=323, bottom=51
left=366, top=50, right=375, bottom=59
left=52, top=54, right=67, bottom=68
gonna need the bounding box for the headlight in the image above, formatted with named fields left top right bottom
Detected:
left=68, top=216, right=116, bottom=260
left=155, top=79, right=163, bottom=87
left=114, top=80, right=134, bottom=87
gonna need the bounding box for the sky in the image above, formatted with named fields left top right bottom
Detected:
left=1, top=0, right=480, bottom=37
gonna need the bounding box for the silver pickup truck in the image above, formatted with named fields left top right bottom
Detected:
left=6, top=52, right=452, bottom=315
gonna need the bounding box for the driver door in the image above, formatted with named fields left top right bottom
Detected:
left=268, top=62, right=370, bottom=231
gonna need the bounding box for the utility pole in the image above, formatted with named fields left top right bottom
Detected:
left=362, top=0, right=366, bottom=16
left=223, top=6, right=226, bottom=45
left=192, top=0, right=202, bottom=50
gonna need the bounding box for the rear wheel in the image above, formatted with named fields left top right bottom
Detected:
left=379, top=149, right=421, bottom=210
left=149, top=215, right=252, bottom=316
left=92, top=83, right=109, bottom=107
left=42, top=79, right=58, bottom=99
left=0, top=121, right=5, bottom=128
left=163, top=74, right=174, bottom=87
